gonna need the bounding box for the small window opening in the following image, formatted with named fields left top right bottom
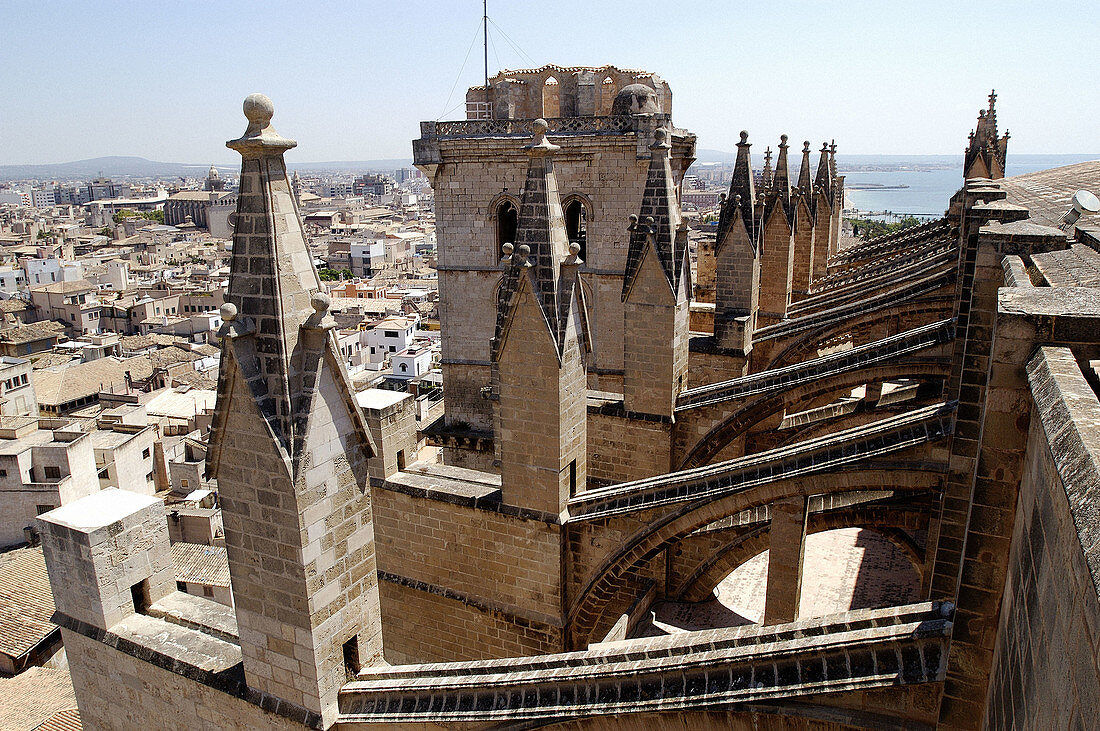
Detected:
left=396, top=450, right=406, bottom=471
left=496, top=200, right=519, bottom=254
left=568, top=459, right=577, bottom=497
left=131, top=580, right=150, bottom=614
left=564, top=199, right=587, bottom=261
left=343, top=635, right=361, bottom=681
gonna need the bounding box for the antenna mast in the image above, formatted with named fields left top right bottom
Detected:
left=483, top=0, right=489, bottom=109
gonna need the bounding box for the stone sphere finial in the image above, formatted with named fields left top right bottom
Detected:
left=310, top=291, right=331, bottom=314
left=654, top=128, right=667, bottom=143
left=739, top=130, right=749, bottom=143
left=803, top=140, right=811, bottom=152
left=220, top=302, right=238, bottom=322
left=243, top=93, right=274, bottom=126
left=502, top=242, right=514, bottom=256
left=532, top=118, right=548, bottom=136
left=735, top=194, right=742, bottom=205
left=645, top=216, right=655, bottom=226
left=569, top=241, right=581, bottom=256
left=780, top=134, right=788, bottom=145
left=517, top=244, right=531, bottom=259
left=628, top=213, right=639, bottom=227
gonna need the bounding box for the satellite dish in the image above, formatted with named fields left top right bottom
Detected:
left=1061, top=189, right=1100, bottom=229
left=1072, top=189, right=1100, bottom=213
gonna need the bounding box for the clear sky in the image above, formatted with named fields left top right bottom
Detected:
left=0, top=0, right=1095, bottom=165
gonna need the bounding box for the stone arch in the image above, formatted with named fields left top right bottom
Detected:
left=675, top=361, right=951, bottom=470
left=599, top=76, right=615, bottom=115
left=755, top=293, right=954, bottom=371
left=566, top=466, right=943, bottom=648
left=673, top=506, right=929, bottom=603
left=488, top=194, right=520, bottom=261
left=542, top=76, right=560, bottom=118
left=560, top=194, right=592, bottom=262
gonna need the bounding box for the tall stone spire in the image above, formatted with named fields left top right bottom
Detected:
left=622, top=128, right=687, bottom=299
left=762, top=146, right=774, bottom=190
left=622, top=128, right=692, bottom=418
left=207, top=94, right=382, bottom=726
left=492, top=119, right=588, bottom=361
left=716, top=130, right=755, bottom=248
left=772, top=134, right=792, bottom=217
left=814, top=142, right=832, bottom=206
left=796, top=140, right=813, bottom=199
left=714, top=131, right=760, bottom=355
left=964, top=89, right=1009, bottom=180
left=492, top=119, right=589, bottom=516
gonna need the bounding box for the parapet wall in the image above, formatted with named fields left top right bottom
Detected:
left=984, top=347, right=1100, bottom=728
left=371, top=469, right=565, bottom=662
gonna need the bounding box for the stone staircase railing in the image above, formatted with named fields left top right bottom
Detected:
left=677, top=319, right=954, bottom=412
left=338, top=601, right=953, bottom=726
left=566, top=402, right=954, bottom=522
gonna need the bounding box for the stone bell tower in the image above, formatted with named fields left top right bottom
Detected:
left=206, top=94, right=383, bottom=727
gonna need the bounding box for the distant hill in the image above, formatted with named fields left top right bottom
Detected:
left=0, top=156, right=415, bottom=181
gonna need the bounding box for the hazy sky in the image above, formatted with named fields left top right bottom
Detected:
left=1, top=0, right=1095, bottom=165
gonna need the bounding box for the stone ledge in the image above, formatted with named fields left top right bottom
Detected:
left=378, top=466, right=558, bottom=526
left=54, top=611, right=323, bottom=729
left=338, top=602, right=953, bottom=724
left=1026, top=346, right=1100, bottom=599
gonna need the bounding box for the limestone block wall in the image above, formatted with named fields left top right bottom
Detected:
left=38, top=488, right=174, bottom=631
left=623, top=250, right=688, bottom=417
left=694, top=234, right=715, bottom=303
left=758, top=207, right=794, bottom=325
left=587, top=411, right=671, bottom=483
left=372, top=485, right=565, bottom=662
left=791, top=200, right=815, bottom=298
left=684, top=347, right=749, bottom=390
left=498, top=287, right=586, bottom=515
left=983, top=350, right=1100, bottom=729
left=378, top=580, right=560, bottom=664
left=216, top=353, right=382, bottom=723
left=361, top=393, right=417, bottom=481
left=62, top=630, right=303, bottom=731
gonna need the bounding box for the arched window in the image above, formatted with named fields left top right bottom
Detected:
left=600, top=76, right=615, bottom=115
left=562, top=196, right=589, bottom=262
left=400, top=363, right=408, bottom=373
left=495, top=199, right=519, bottom=255
left=542, top=76, right=560, bottom=118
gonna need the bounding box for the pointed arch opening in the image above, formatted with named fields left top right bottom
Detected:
left=542, top=76, right=560, bottom=118
left=561, top=194, right=592, bottom=263
left=495, top=198, right=519, bottom=256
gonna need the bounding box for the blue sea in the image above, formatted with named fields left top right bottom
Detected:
left=840, top=154, right=1099, bottom=218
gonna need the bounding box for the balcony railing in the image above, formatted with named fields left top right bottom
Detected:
left=430, top=115, right=635, bottom=138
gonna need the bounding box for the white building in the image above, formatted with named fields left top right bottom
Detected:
left=349, top=240, right=385, bottom=278
left=31, top=188, right=57, bottom=208
left=22, top=258, right=83, bottom=287
left=0, top=267, right=26, bottom=293
left=364, top=315, right=418, bottom=367
left=391, top=345, right=433, bottom=380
